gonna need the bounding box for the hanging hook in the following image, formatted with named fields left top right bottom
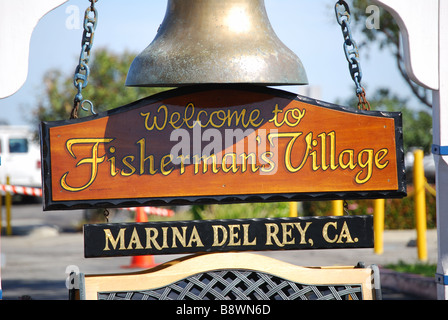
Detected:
left=81, top=99, right=97, bottom=115
left=104, top=208, right=110, bottom=223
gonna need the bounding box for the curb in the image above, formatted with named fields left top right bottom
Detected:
left=380, top=267, right=437, bottom=300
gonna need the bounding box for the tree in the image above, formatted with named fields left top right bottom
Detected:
left=349, top=0, right=432, bottom=108
left=336, top=1, right=433, bottom=154
left=32, top=48, right=167, bottom=126
left=342, top=88, right=433, bottom=154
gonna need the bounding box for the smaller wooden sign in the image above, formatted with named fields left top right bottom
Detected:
left=83, top=215, right=373, bottom=258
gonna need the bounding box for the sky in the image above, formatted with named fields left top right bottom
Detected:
left=0, top=0, right=414, bottom=128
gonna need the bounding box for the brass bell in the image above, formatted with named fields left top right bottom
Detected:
left=126, top=0, right=308, bottom=87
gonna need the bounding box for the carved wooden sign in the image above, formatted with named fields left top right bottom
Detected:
left=84, top=216, right=373, bottom=257
left=40, top=85, right=405, bottom=210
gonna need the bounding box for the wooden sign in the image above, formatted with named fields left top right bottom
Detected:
left=84, top=215, right=373, bottom=257
left=40, top=85, right=405, bottom=210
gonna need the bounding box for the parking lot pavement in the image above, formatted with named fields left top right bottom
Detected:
left=0, top=203, right=439, bottom=300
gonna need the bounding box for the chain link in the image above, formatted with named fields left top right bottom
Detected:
left=335, top=0, right=371, bottom=111
left=104, top=208, right=110, bottom=223
left=71, top=0, right=98, bottom=119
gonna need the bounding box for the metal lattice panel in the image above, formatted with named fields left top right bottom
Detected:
left=97, top=270, right=363, bottom=300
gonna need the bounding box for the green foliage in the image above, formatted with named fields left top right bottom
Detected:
left=341, top=88, right=433, bottom=154
left=150, top=190, right=436, bottom=230
left=384, top=260, right=437, bottom=278
left=371, top=89, right=433, bottom=154
left=183, top=202, right=290, bottom=221
left=349, top=0, right=433, bottom=108
left=32, top=48, right=169, bottom=125
left=350, top=0, right=400, bottom=50
left=303, top=186, right=437, bottom=230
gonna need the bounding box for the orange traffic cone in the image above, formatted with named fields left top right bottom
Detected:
left=122, top=207, right=158, bottom=269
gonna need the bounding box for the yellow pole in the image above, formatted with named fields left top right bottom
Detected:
left=0, top=179, right=2, bottom=233
left=374, top=199, right=385, bottom=255
left=414, top=149, right=428, bottom=261
left=289, top=202, right=298, bottom=217
left=0, top=180, right=2, bottom=232
left=332, top=200, right=344, bottom=216
left=6, top=176, right=12, bottom=236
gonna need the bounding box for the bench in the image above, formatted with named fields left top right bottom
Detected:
left=71, top=252, right=381, bottom=300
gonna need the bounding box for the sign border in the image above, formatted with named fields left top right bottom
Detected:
left=40, top=85, right=406, bottom=210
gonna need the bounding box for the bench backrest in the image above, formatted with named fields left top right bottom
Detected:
left=74, top=252, right=381, bottom=300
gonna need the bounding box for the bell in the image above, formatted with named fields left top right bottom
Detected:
left=126, top=0, right=308, bottom=87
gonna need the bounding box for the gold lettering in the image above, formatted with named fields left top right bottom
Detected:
left=265, top=223, right=284, bottom=247
left=240, top=152, right=258, bottom=173
left=184, top=103, right=195, bottom=129
left=310, top=149, right=320, bottom=171
left=294, top=222, right=312, bottom=244
left=176, top=155, right=190, bottom=175
left=103, top=228, right=126, bottom=251
left=337, top=221, right=355, bottom=243
left=169, top=111, right=182, bottom=129
left=249, top=109, right=263, bottom=127
left=209, top=110, right=227, bottom=128
left=143, top=102, right=265, bottom=131
left=61, top=138, right=113, bottom=192
left=228, top=224, right=241, bottom=246
left=260, top=151, right=276, bottom=173
left=121, top=155, right=136, bottom=176
left=193, top=154, right=219, bottom=174
left=375, top=148, right=389, bottom=169
left=212, top=225, right=228, bottom=247
left=268, top=104, right=305, bottom=127
left=242, top=224, right=257, bottom=246
left=282, top=223, right=295, bottom=245
left=107, top=156, right=119, bottom=177
left=328, top=131, right=339, bottom=170
left=145, top=227, right=162, bottom=250
left=187, top=226, right=204, bottom=247
left=161, top=154, right=174, bottom=176
left=222, top=153, right=238, bottom=173
left=268, top=104, right=283, bottom=127
left=161, top=227, right=169, bottom=249
left=197, top=110, right=209, bottom=127
left=268, top=132, right=310, bottom=173
left=227, top=109, right=246, bottom=127
left=140, top=112, right=153, bottom=131
left=140, top=105, right=168, bottom=131
left=287, top=108, right=306, bottom=127
left=318, top=132, right=329, bottom=171
left=322, top=222, right=338, bottom=243
left=339, top=149, right=356, bottom=170
left=171, top=227, right=187, bottom=248
left=355, top=149, right=374, bottom=184
left=137, top=138, right=158, bottom=175
left=107, top=146, right=119, bottom=177
left=127, top=227, right=143, bottom=250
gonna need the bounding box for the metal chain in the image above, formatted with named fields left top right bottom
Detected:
left=104, top=208, right=110, bottom=223
left=343, top=200, right=350, bottom=215
left=335, top=0, right=371, bottom=111
left=70, top=0, right=99, bottom=119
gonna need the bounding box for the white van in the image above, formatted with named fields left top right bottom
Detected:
left=0, top=126, right=41, bottom=188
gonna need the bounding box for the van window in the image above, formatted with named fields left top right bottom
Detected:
left=9, top=138, right=28, bottom=153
